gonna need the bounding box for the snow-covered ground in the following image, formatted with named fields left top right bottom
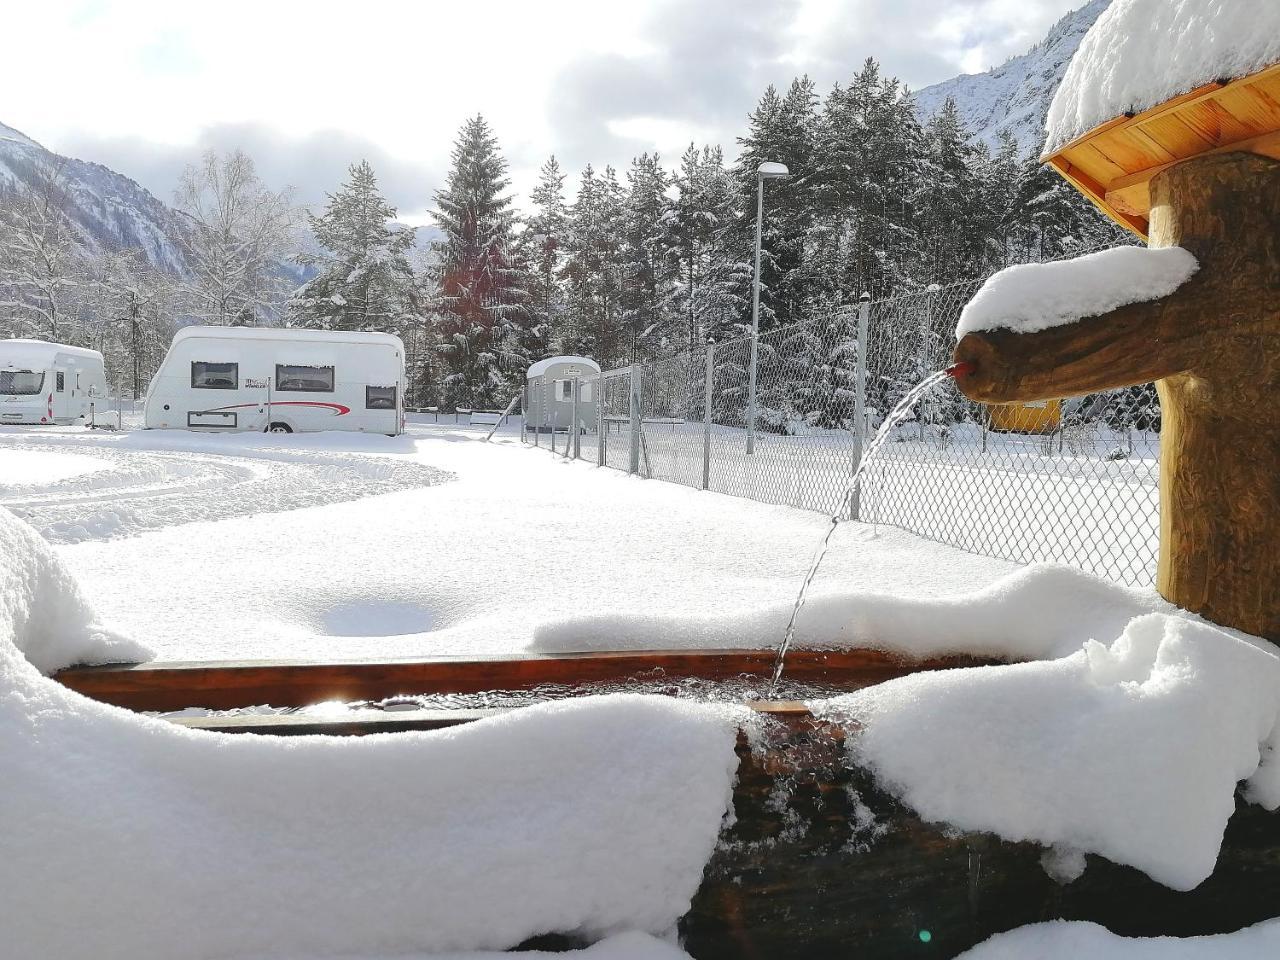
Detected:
left=1, top=419, right=1018, bottom=661
left=5, top=415, right=1280, bottom=959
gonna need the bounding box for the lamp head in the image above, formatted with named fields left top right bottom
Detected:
left=757, top=161, right=789, bottom=179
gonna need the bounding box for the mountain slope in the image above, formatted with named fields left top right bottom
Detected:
left=0, top=124, right=192, bottom=275
left=914, top=0, right=1111, bottom=158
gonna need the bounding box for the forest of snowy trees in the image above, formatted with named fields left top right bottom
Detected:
left=0, top=59, right=1126, bottom=408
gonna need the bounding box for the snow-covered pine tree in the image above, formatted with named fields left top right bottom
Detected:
left=520, top=156, right=569, bottom=361
left=732, top=77, right=820, bottom=335
left=429, top=115, right=527, bottom=410
left=290, top=160, right=417, bottom=332
left=561, top=164, right=627, bottom=365
left=914, top=97, right=986, bottom=283
left=978, top=131, right=1023, bottom=271
left=668, top=144, right=745, bottom=348
left=620, top=152, right=674, bottom=361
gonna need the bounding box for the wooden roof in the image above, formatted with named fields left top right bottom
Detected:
left=1041, top=61, right=1280, bottom=239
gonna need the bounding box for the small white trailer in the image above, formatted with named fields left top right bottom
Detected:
left=0, top=339, right=108, bottom=426
left=144, top=326, right=405, bottom=435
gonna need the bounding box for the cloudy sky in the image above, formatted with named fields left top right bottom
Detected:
left=4, top=0, right=1085, bottom=221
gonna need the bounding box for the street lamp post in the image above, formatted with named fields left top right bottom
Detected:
left=747, top=160, right=789, bottom=455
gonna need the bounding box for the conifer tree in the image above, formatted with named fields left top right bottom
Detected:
left=521, top=156, right=568, bottom=360
left=668, top=145, right=744, bottom=347
left=562, top=164, right=627, bottom=364
left=429, top=115, right=526, bottom=409
left=732, top=78, right=820, bottom=334
left=291, top=160, right=417, bottom=331
left=620, top=152, right=674, bottom=359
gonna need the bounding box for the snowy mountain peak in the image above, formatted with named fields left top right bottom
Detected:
left=914, top=0, right=1112, bottom=158
left=0, top=121, right=43, bottom=150
left=0, top=119, right=192, bottom=275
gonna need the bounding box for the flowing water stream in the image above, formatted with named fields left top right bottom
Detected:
left=768, top=367, right=965, bottom=696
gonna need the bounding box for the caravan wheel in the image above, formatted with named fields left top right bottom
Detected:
left=267, top=422, right=293, bottom=434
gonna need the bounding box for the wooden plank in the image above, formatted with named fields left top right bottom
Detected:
left=55, top=648, right=994, bottom=713
left=1047, top=157, right=1149, bottom=239
left=1104, top=129, right=1280, bottom=216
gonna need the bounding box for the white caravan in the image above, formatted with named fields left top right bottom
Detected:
left=144, top=327, right=405, bottom=435
left=0, top=339, right=108, bottom=426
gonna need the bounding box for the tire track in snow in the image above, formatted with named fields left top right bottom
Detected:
left=0, top=438, right=452, bottom=543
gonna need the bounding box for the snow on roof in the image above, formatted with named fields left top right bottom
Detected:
left=527, top=355, right=601, bottom=378
left=955, top=246, right=1198, bottom=339
left=172, top=326, right=404, bottom=349
left=0, top=339, right=104, bottom=367
left=1044, top=0, right=1280, bottom=155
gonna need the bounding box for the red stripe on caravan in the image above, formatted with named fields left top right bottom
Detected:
left=209, top=401, right=352, bottom=416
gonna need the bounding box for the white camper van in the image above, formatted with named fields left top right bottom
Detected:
left=144, top=327, right=405, bottom=435
left=0, top=339, right=108, bottom=426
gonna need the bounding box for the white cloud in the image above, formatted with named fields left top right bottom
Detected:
left=5, top=0, right=1088, bottom=212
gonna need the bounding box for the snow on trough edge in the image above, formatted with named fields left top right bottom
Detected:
left=0, top=505, right=152, bottom=673
left=0, top=506, right=744, bottom=959
left=1044, top=0, right=1280, bottom=156
left=812, top=612, right=1280, bottom=892
left=957, top=917, right=1280, bottom=960
left=954, top=246, right=1198, bottom=339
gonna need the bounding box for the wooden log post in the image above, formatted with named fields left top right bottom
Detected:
left=953, top=153, right=1280, bottom=641
left=680, top=710, right=1280, bottom=960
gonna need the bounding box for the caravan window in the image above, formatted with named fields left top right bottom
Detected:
left=55, top=372, right=65, bottom=392
left=366, top=385, right=396, bottom=409
left=275, top=364, right=334, bottom=392
left=192, top=362, right=238, bottom=390
left=0, top=371, right=43, bottom=395
left=558, top=380, right=573, bottom=401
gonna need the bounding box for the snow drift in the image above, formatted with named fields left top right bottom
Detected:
left=1044, top=0, right=1280, bottom=155
left=0, top=508, right=745, bottom=959
left=957, top=917, right=1280, bottom=959
left=954, top=247, right=1198, bottom=339
left=0, top=505, right=151, bottom=672
left=533, top=563, right=1171, bottom=663
left=813, top=613, right=1280, bottom=891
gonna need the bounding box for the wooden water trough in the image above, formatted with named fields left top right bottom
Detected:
left=53, top=648, right=1280, bottom=959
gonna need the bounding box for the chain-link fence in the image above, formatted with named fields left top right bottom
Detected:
left=524, top=278, right=1161, bottom=587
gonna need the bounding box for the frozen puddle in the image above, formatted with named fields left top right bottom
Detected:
left=0, top=438, right=453, bottom=543
left=0, top=449, right=112, bottom=487
left=322, top=601, right=437, bottom=637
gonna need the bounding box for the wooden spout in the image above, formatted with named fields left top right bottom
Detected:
left=954, top=153, right=1280, bottom=640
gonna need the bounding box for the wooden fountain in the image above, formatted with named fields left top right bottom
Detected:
left=48, top=55, right=1280, bottom=960
left=955, top=62, right=1280, bottom=642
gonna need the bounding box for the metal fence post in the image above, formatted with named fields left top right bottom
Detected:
left=593, top=373, right=604, bottom=468
left=533, top=381, right=541, bottom=448
left=703, top=341, right=714, bottom=490
left=628, top=364, right=641, bottom=476
left=848, top=294, right=870, bottom=519
left=571, top=377, right=580, bottom=460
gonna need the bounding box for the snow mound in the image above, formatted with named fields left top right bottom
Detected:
left=533, top=563, right=1168, bottom=663
left=0, top=611, right=744, bottom=960
left=1045, top=0, right=1280, bottom=155
left=958, top=917, right=1280, bottom=959
left=260, top=931, right=693, bottom=960
left=813, top=613, right=1280, bottom=891
left=0, top=506, right=151, bottom=673
left=955, top=247, right=1198, bottom=339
